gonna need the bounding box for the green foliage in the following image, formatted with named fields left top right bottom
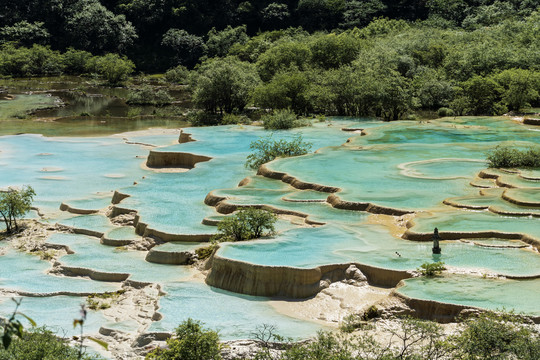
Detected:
left=437, top=107, right=455, bottom=117
left=256, top=41, right=311, bottom=82
left=146, top=318, right=221, bottom=360
left=205, top=25, right=249, bottom=58
left=418, top=261, right=446, bottom=277
left=252, top=70, right=311, bottom=114
left=0, top=327, right=99, bottom=359
left=262, top=109, right=309, bottom=130
left=64, top=0, right=137, bottom=54
left=86, top=290, right=126, bottom=310
left=0, top=185, right=35, bottom=234
left=213, top=208, right=277, bottom=242
left=161, top=29, right=204, bottom=67
left=494, top=69, right=540, bottom=112
left=0, top=44, right=63, bottom=76
left=190, top=56, right=260, bottom=114
left=486, top=145, right=540, bottom=169
left=195, top=243, right=218, bottom=260
left=92, top=53, right=135, bottom=85
left=452, top=312, right=540, bottom=360
left=127, top=85, right=173, bottom=106
left=0, top=21, right=50, bottom=47
left=221, top=113, right=251, bottom=125
left=245, top=134, right=312, bottom=170
left=461, top=75, right=506, bottom=115
left=164, top=65, right=189, bottom=84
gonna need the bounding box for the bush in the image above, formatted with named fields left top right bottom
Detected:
left=164, top=65, right=189, bottom=84
left=417, top=261, right=445, bottom=277
left=212, top=208, right=277, bottom=242
left=437, top=107, right=455, bottom=117
left=195, top=243, right=218, bottom=260
left=186, top=110, right=222, bottom=126
left=486, top=145, right=540, bottom=168
left=146, top=318, right=221, bottom=360
left=93, top=53, right=134, bottom=85
left=222, top=113, right=251, bottom=125
left=245, top=134, right=312, bottom=170
left=452, top=312, right=540, bottom=360
left=0, top=327, right=98, bottom=359
left=126, top=85, right=173, bottom=106
left=262, top=109, right=310, bottom=130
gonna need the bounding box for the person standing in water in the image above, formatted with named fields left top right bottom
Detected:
left=432, top=227, right=441, bottom=254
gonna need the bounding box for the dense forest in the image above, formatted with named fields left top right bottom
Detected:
left=0, top=0, right=539, bottom=119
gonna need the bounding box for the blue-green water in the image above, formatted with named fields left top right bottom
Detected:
left=1, top=116, right=539, bottom=345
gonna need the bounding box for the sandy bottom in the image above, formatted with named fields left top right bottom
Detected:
left=269, top=282, right=392, bottom=326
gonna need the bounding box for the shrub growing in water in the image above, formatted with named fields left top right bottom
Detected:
left=262, top=109, right=309, bottom=130
left=146, top=318, right=221, bottom=360
left=417, top=261, right=445, bottom=277
left=486, top=145, right=540, bottom=168
left=212, top=208, right=277, bottom=242
left=437, top=107, right=455, bottom=117
left=245, top=134, right=312, bottom=170
left=127, top=85, right=173, bottom=106
left=164, top=65, right=189, bottom=84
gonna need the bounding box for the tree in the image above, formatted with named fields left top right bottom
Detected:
left=213, top=208, right=277, bottom=242
left=190, top=56, right=260, bottom=114
left=205, top=25, right=248, bottom=58
left=494, top=69, right=540, bottom=112
left=340, top=0, right=386, bottom=28
left=161, top=29, right=204, bottom=68
left=90, top=53, right=135, bottom=85
left=461, top=75, right=505, bottom=115
left=64, top=0, right=137, bottom=54
left=0, top=185, right=35, bottom=234
left=256, top=41, right=311, bottom=81
left=0, top=21, right=50, bottom=47
left=146, top=318, right=221, bottom=360
left=252, top=70, right=311, bottom=114
left=245, top=134, right=312, bottom=170
left=261, top=3, right=290, bottom=29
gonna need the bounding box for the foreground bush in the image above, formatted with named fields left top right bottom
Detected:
left=146, top=318, right=221, bottom=360
left=486, top=145, right=540, bottom=168
left=0, top=327, right=99, bottom=359
left=245, top=134, right=312, bottom=170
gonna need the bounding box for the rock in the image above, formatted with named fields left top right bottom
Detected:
left=345, top=265, right=367, bottom=282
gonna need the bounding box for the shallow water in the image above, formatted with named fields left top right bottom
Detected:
left=1, top=114, right=539, bottom=343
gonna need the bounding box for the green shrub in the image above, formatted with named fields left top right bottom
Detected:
left=0, top=327, right=99, bottom=359
left=212, top=208, right=277, bottom=242
left=93, top=53, right=134, bottom=85
left=222, top=113, right=251, bottom=125
left=262, top=109, right=309, bottom=130
left=164, top=65, right=189, bottom=84
left=245, top=134, right=312, bottom=170
left=417, top=261, right=445, bottom=277
left=195, top=243, right=217, bottom=260
left=186, top=110, right=222, bottom=126
left=146, top=318, right=221, bottom=360
left=486, top=145, right=540, bottom=168
left=127, top=85, right=173, bottom=106
left=452, top=312, right=540, bottom=360
left=437, top=107, right=455, bottom=117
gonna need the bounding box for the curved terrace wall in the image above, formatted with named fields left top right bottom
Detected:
left=206, top=254, right=413, bottom=298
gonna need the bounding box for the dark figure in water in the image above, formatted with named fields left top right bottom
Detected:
left=432, top=227, right=441, bottom=254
